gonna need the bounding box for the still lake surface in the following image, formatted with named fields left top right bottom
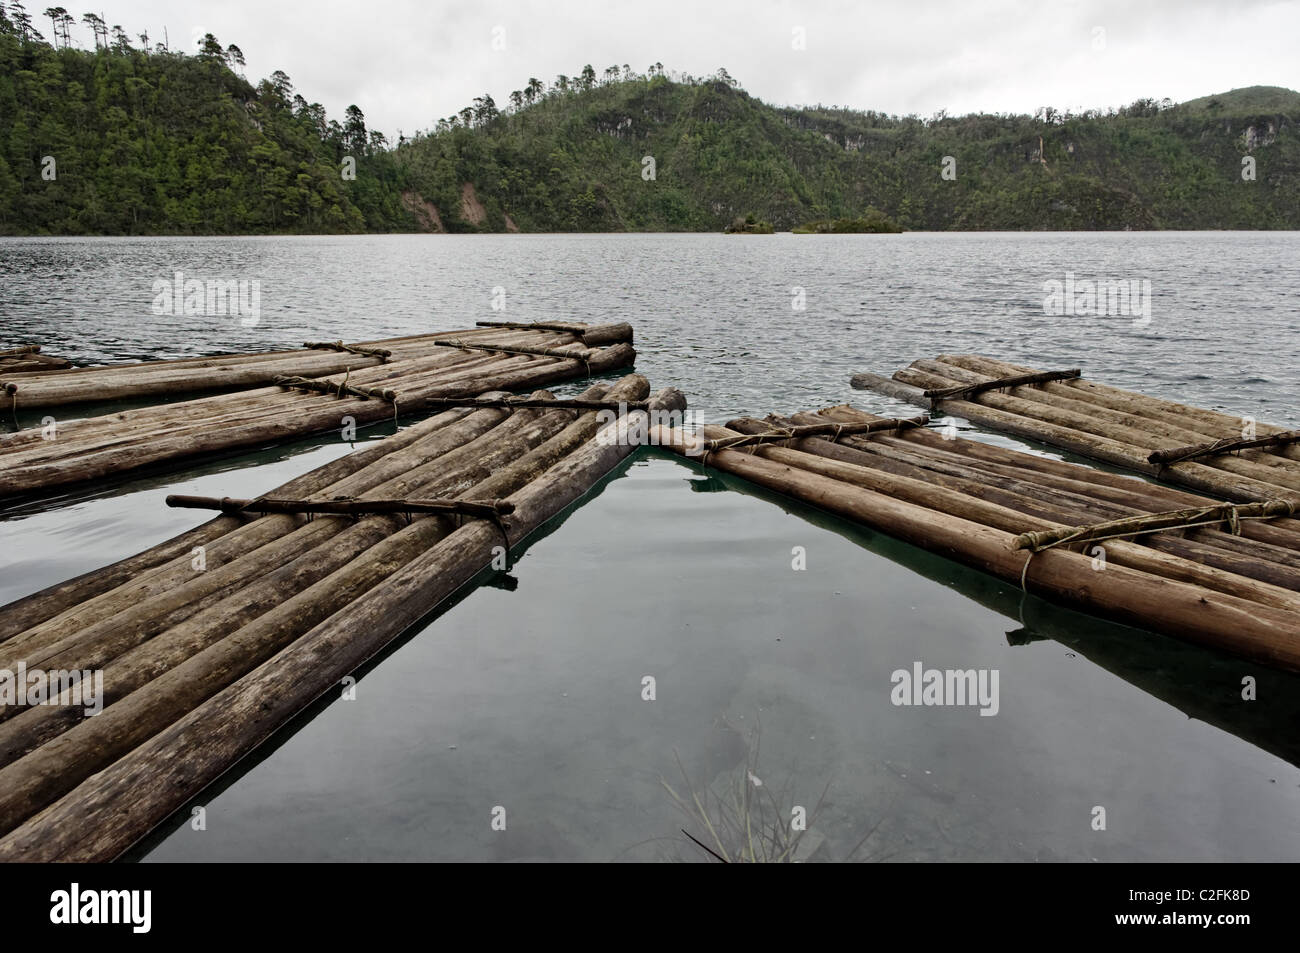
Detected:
left=1, top=232, right=1297, bottom=861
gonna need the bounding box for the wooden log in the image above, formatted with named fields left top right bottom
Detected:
left=901, top=362, right=1234, bottom=456
left=719, top=419, right=1300, bottom=610
left=1148, top=430, right=1300, bottom=465
left=0, top=403, right=486, bottom=642
left=0, top=383, right=599, bottom=676
left=702, top=416, right=927, bottom=452
left=0, top=521, right=234, bottom=644
left=916, top=360, right=1300, bottom=496
left=6, top=342, right=615, bottom=459
left=0, top=345, right=40, bottom=358
left=850, top=371, right=933, bottom=408
left=302, top=341, right=392, bottom=360
left=858, top=367, right=1299, bottom=503
left=651, top=424, right=1300, bottom=671
left=0, top=347, right=501, bottom=455
left=0, top=341, right=635, bottom=498
left=923, top=368, right=1080, bottom=400
left=576, top=322, right=634, bottom=347
left=472, top=320, right=632, bottom=346
left=0, top=377, right=679, bottom=861
left=164, top=495, right=514, bottom=518
left=433, top=339, right=596, bottom=362
left=2, top=325, right=581, bottom=409
left=275, top=375, right=397, bottom=402
left=924, top=356, right=1300, bottom=482
left=1014, top=501, right=1300, bottom=552
left=814, top=401, right=1300, bottom=539
left=417, top=395, right=650, bottom=412
left=0, top=351, right=73, bottom=374
left=802, top=405, right=1300, bottom=559
left=944, top=353, right=1300, bottom=464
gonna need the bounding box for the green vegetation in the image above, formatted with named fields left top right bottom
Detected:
left=793, top=209, right=902, bottom=233
left=1, top=5, right=1297, bottom=235
left=723, top=213, right=773, bottom=233
left=396, top=73, right=1300, bottom=231
left=0, top=2, right=408, bottom=233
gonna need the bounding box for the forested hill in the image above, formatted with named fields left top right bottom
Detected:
left=0, top=5, right=407, bottom=233
left=397, top=75, right=1300, bottom=231
left=2, top=6, right=1297, bottom=235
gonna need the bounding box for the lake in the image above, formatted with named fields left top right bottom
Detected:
left=1, top=232, right=1298, bottom=861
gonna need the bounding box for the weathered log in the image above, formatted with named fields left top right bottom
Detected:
left=575, top=322, right=635, bottom=347
left=850, top=371, right=933, bottom=408
left=703, top=415, right=927, bottom=452
left=1014, top=501, right=1299, bottom=552
left=0, top=339, right=635, bottom=498
left=721, top=417, right=1300, bottom=609
left=920, top=357, right=1300, bottom=485
left=3, top=325, right=587, bottom=409
left=923, top=368, right=1080, bottom=400
left=1148, top=431, right=1300, bottom=465
left=0, top=345, right=40, bottom=358
left=944, top=353, right=1300, bottom=464
left=854, top=367, right=1298, bottom=503
left=799, top=406, right=1300, bottom=573
left=275, top=375, right=398, bottom=402
left=418, top=395, right=650, bottom=412
left=302, top=341, right=392, bottom=360
left=433, top=339, right=596, bottom=362
left=164, top=494, right=514, bottom=518
left=473, top=320, right=632, bottom=346
left=0, top=403, right=485, bottom=642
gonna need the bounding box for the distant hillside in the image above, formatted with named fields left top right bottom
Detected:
left=396, top=75, right=1300, bottom=231
left=1, top=7, right=1296, bottom=234
left=1179, top=86, right=1300, bottom=114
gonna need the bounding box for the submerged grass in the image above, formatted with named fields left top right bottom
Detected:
left=659, top=719, right=883, bottom=863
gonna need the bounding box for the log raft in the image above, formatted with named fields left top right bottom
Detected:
left=0, top=344, right=73, bottom=375
left=0, top=324, right=637, bottom=500
left=652, top=401, right=1300, bottom=673
left=0, top=321, right=633, bottom=410
left=0, top=372, right=685, bottom=861
left=852, top=354, right=1300, bottom=504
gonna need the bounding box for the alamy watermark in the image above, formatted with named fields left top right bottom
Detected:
left=152, top=270, right=261, bottom=326
left=1042, top=272, right=1151, bottom=327
left=50, top=883, right=150, bottom=933
left=891, top=661, right=999, bottom=716
left=595, top=403, right=704, bottom=455
left=0, top=663, right=104, bottom=716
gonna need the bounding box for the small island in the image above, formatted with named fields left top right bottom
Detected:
left=723, top=214, right=775, bottom=234
left=793, top=210, right=903, bottom=234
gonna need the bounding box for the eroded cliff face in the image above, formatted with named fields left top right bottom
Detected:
left=459, top=182, right=488, bottom=226
left=1243, top=120, right=1280, bottom=150
left=400, top=191, right=445, bottom=232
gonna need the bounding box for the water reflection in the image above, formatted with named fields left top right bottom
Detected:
left=665, top=451, right=1300, bottom=771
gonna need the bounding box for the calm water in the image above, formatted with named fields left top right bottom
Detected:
left=1, top=233, right=1297, bottom=862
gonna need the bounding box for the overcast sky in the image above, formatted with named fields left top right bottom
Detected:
left=64, top=1, right=1300, bottom=137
